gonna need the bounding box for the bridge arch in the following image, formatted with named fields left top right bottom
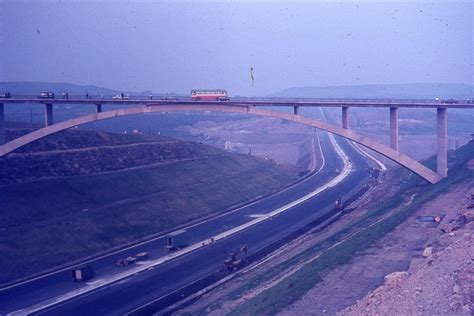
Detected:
left=0, top=104, right=442, bottom=183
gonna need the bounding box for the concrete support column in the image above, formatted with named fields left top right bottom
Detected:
left=0, top=103, right=5, bottom=144
left=342, top=106, right=349, bottom=129
left=96, top=104, right=102, bottom=113
left=45, top=103, right=53, bottom=127
left=294, top=106, right=299, bottom=115
left=437, top=108, right=448, bottom=177
left=390, top=107, right=399, bottom=150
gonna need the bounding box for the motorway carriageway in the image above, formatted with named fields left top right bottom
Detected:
left=1, top=130, right=375, bottom=315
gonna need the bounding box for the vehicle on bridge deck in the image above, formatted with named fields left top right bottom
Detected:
left=191, top=89, right=229, bottom=101
left=113, top=93, right=130, bottom=100
left=438, top=98, right=458, bottom=104
left=38, top=92, right=55, bottom=99
left=0, top=92, right=11, bottom=98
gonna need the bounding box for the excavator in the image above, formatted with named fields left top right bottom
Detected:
left=224, top=245, right=248, bottom=271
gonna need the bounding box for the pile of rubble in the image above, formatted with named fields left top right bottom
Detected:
left=340, top=191, right=474, bottom=315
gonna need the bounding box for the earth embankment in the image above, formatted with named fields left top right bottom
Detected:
left=0, top=127, right=297, bottom=284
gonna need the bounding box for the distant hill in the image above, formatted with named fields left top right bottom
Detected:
left=0, top=81, right=122, bottom=96
left=0, top=81, right=187, bottom=97
left=270, top=83, right=473, bottom=99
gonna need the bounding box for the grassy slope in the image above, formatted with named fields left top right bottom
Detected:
left=0, top=140, right=296, bottom=284
left=227, top=142, right=474, bottom=315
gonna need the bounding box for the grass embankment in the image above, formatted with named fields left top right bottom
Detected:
left=0, top=132, right=297, bottom=284
left=222, top=142, right=474, bottom=315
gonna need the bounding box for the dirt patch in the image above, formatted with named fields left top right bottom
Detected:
left=338, top=189, right=474, bottom=315
left=340, top=230, right=474, bottom=315
left=184, top=117, right=318, bottom=170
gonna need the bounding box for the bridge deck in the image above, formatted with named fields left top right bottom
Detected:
left=0, top=98, right=473, bottom=109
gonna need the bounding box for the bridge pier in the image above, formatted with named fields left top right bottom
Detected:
left=44, top=103, right=53, bottom=127
left=390, top=107, right=399, bottom=150
left=96, top=104, right=102, bottom=113
left=294, top=106, right=299, bottom=115
left=437, top=108, right=448, bottom=177
left=342, top=106, right=348, bottom=129
left=0, top=103, right=5, bottom=144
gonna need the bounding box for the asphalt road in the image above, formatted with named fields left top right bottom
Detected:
left=0, top=131, right=373, bottom=315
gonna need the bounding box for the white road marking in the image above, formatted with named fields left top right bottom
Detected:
left=350, top=141, right=387, bottom=170
left=85, top=279, right=105, bottom=286
left=135, top=261, right=151, bottom=265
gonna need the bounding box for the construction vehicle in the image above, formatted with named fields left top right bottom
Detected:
left=335, top=197, right=343, bottom=209
left=165, top=230, right=188, bottom=251
left=134, top=252, right=149, bottom=261
left=71, top=265, right=94, bottom=282
left=224, top=245, right=248, bottom=271
left=116, top=257, right=137, bottom=267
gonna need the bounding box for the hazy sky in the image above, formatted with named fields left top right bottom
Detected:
left=0, top=1, right=472, bottom=95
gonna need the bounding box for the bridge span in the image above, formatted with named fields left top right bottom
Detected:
left=2, top=97, right=470, bottom=183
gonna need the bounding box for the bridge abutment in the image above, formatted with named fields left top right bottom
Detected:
left=390, top=107, right=399, bottom=150
left=0, top=103, right=4, bottom=144
left=437, top=108, right=448, bottom=177
left=342, top=106, right=348, bottom=129
left=44, top=103, right=53, bottom=127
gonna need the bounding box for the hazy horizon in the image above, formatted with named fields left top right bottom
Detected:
left=1, top=1, right=472, bottom=96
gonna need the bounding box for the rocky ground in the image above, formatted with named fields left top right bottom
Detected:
left=339, top=187, right=474, bottom=315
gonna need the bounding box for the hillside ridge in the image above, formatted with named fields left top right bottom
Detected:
left=270, top=83, right=473, bottom=99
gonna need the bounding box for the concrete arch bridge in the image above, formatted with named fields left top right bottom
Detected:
left=0, top=100, right=462, bottom=184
